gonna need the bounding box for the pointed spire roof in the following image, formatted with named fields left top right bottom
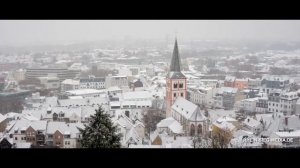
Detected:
left=170, top=38, right=181, bottom=72
left=168, top=38, right=186, bottom=79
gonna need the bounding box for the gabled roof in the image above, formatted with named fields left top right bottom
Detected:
left=46, top=122, right=84, bottom=138
left=172, top=97, right=206, bottom=121
left=8, top=120, right=47, bottom=134
left=213, top=120, right=236, bottom=131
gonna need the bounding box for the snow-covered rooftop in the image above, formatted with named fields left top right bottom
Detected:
left=157, top=117, right=183, bottom=134
left=217, top=87, right=238, bottom=94
left=66, top=89, right=106, bottom=96
left=172, top=97, right=206, bottom=121
left=243, top=117, right=261, bottom=128
left=122, top=91, right=152, bottom=100
left=213, top=120, right=236, bottom=131
left=7, top=120, right=47, bottom=134
left=61, top=79, right=80, bottom=85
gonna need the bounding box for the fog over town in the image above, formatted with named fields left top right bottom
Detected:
left=0, top=20, right=300, bottom=148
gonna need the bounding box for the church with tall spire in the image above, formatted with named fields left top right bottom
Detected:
left=165, top=38, right=187, bottom=118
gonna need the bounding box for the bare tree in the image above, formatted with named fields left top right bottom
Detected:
left=211, top=128, right=232, bottom=148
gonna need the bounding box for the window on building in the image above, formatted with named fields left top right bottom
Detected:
left=174, top=93, right=176, bottom=97
left=179, top=83, right=183, bottom=88
left=174, top=83, right=178, bottom=89
left=15, top=137, right=17, bottom=140
left=181, top=93, right=183, bottom=97
left=190, top=124, right=195, bottom=136
left=197, top=124, right=202, bottom=135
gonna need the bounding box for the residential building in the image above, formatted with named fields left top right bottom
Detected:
left=61, top=79, right=80, bottom=92
left=255, top=97, right=268, bottom=113
left=261, top=76, right=290, bottom=94
left=248, top=78, right=261, bottom=89
left=105, top=74, right=128, bottom=89
left=216, top=87, right=243, bottom=110
left=280, top=91, right=299, bottom=115
left=240, top=97, right=259, bottom=113
left=46, top=122, right=84, bottom=148
left=80, top=75, right=105, bottom=89
left=6, top=120, right=47, bottom=147
left=234, top=78, right=248, bottom=90
left=224, top=76, right=235, bottom=88
left=268, top=90, right=299, bottom=115
left=188, top=86, right=217, bottom=107
left=268, top=90, right=281, bottom=113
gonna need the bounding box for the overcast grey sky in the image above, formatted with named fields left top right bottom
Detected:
left=1, top=20, right=300, bottom=46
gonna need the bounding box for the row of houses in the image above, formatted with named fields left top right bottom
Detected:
left=61, top=75, right=129, bottom=92
left=239, top=90, right=299, bottom=115
left=1, top=119, right=84, bottom=148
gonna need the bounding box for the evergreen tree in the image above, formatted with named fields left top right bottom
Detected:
left=79, top=106, right=122, bottom=148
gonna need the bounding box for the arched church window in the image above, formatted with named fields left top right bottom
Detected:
left=190, top=124, right=195, bottom=136
left=198, top=124, right=202, bottom=135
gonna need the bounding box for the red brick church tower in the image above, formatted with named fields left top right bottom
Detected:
left=166, top=38, right=187, bottom=118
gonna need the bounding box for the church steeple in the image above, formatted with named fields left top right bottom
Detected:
left=168, top=38, right=185, bottom=79
left=170, top=38, right=181, bottom=72
left=165, top=38, right=187, bottom=118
